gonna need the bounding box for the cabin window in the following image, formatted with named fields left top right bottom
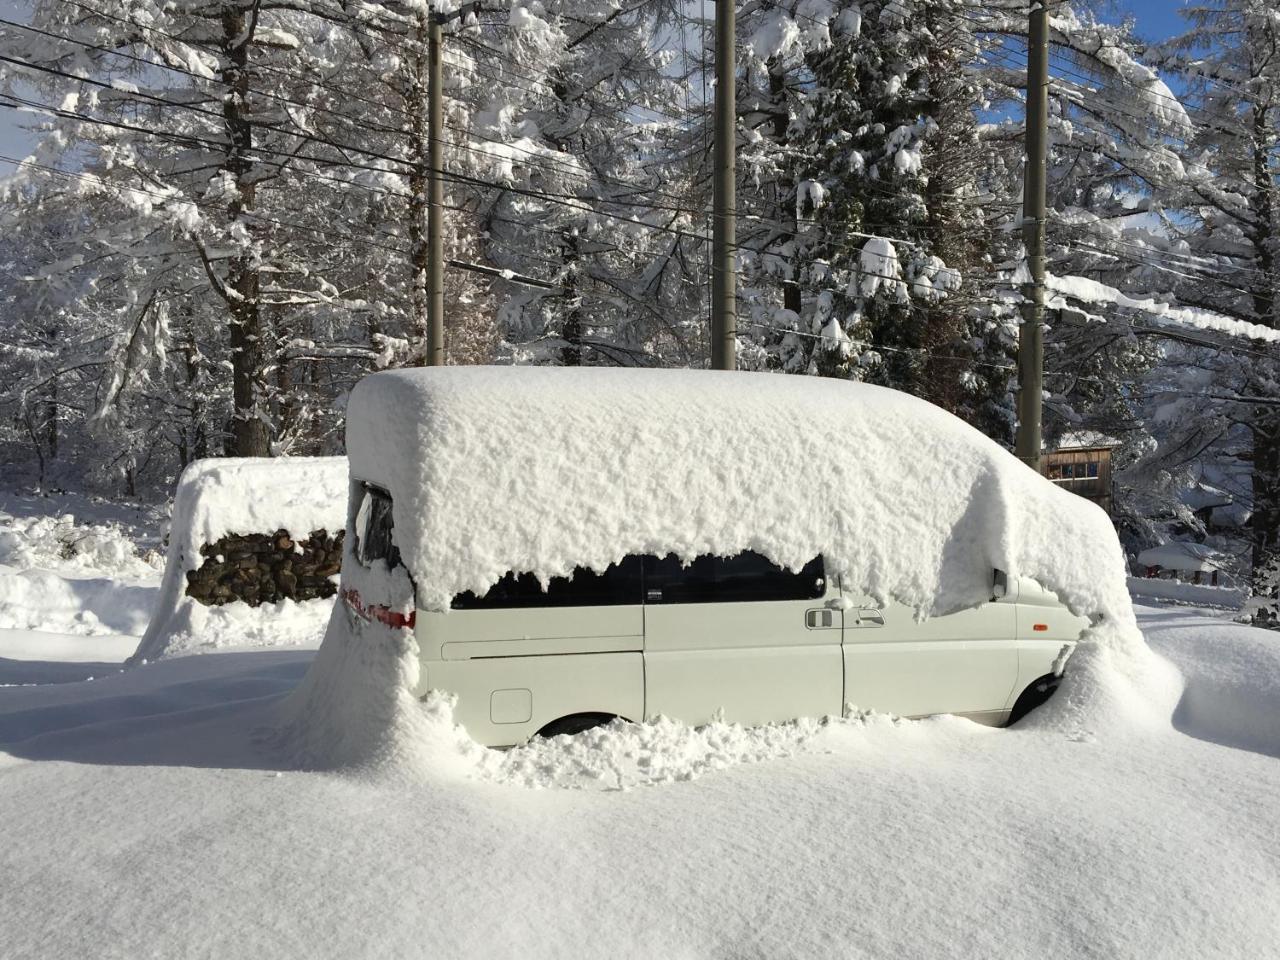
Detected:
left=451, top=557, right=644, bottom=609
left=643, top=552, right=825, bottom=604
left=1085, top=461, right=1099, bottom=478
left=353, top=485, right=401, bottom=569
left=451, top=552, right=826, bottom=609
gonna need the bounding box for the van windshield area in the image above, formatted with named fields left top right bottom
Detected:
left=353, top=485, right=401, bottom=569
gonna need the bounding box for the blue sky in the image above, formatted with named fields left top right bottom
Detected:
left=0, top=1, right=1197, bottom=174
left=1116, top=0, right=1189, bottom=43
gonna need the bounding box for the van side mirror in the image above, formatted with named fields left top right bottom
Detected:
left=992, top=568, right=1009, bottom=600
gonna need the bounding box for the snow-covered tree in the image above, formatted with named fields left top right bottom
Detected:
left=1150, top=0, right=1280, bottom=600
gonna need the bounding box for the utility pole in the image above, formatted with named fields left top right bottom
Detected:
left=426, top=7, right=445, bottom=366
left=711, top=0, right=736, bottom=370
left=1016, top=1, right=1049, bottom=471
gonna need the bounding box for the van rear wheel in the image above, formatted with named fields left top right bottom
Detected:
left=1007, top=675, right=1061, bottom=726
left=536, top=713, right=618, bottom=739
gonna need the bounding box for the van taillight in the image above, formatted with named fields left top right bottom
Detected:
left=341, top=587, right=416, bottom=629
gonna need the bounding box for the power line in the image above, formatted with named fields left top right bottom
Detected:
left=10, top=1, right=1273, bottom=343
left=9, top=76, right=1257, bottom=335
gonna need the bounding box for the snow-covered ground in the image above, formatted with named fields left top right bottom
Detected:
left=1, top=490, right=1277, bottom=958
left=0, top=491, right=167, bottom=683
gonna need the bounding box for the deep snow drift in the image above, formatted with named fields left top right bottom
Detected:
left=130, top=457, right=346, bottom=663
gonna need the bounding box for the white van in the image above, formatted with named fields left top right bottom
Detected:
left=340, top=366, right=1107, bottom=749
left=349, top=483, right=1087, bottom=747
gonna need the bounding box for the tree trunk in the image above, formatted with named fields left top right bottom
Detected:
left=182, top=309, right=208, bottom=464
left=222, top=9, right=271, bottom=457
left=560, top=232, right=583, bottom=365
left=407, top=13, right=430, bottom=364
left=1250, top=412, right=1280, bottom=604
left=1249, top=102, right=1276, bottom=327
left=1245, top=72, right=1279, bottom=594
left=274, top=310, right=298, bottom=446
left=769, top=62, right=803, bottom=319
left=47, top=371, right=58, bottom=461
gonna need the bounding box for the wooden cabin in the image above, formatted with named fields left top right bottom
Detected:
left=1042, top=432, right=1118, bottom=516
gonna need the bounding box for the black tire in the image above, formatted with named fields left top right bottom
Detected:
left=1007, top=674, right=1061, bottom=726
left=536, top=712, right=618, bottom=739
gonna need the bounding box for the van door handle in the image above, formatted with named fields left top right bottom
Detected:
left=857, top=608, right=885, bottom=626
left=805, top=608, right=836, bottom=629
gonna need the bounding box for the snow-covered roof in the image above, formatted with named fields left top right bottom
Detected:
left=166, top=457, right=348, bottom=574
left=1182, top=483, right=1233, bottom=512
left=1047, top=430, right=1121, bottom=451
left=345, top=367, right=1134, bottom=625
left=1136, top=542, right=1223, bottom=573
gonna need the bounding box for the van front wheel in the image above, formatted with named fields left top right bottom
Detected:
left=1007, top=674, right=1061, bottom=726
left=536, top=713, right=619, bottom=739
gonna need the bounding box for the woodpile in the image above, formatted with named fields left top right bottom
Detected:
left=185, top=529, right=343, bottom=606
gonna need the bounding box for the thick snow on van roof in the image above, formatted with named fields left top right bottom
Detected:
left=346, top=367, right=1131, bottom=628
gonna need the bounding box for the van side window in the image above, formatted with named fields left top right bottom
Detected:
left=644, top=552, right=825, bottom=604
left=452, top=556, right=643, bottom=609
left=353, top=485, right=401, bottom=568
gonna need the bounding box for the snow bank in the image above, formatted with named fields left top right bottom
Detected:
left=280, top=367, right=1178, bottom=773
left=129, top=457, right=347, bottom=664
left=0, top=502, right=162, bottom=642
left=0, top=568, right=155, bottom=637
left=0, top=510, right=162, bottom=580
left=1136, top=542, right=1223, bottom=574
left=1140, top=605, right=1280, bottom=759
left=1128, top=576, right=1245, bottom=611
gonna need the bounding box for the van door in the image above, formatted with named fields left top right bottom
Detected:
left=416, top=558, right=646, bottom=745
left=642, top=553, right=843, bottom=726
left=841, top=589, right=1019, bottom=725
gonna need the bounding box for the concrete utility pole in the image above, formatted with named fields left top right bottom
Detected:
left=426, top=8, right=446, bottom=366
left=1016, top=1, right=1049, bottom=471
left=711, top=0, right=737, bottom=370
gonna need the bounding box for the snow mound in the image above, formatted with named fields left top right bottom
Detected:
left=0, top=568, right=156, bottom=637
left=0, top=510, right=162, bottom=580
left=130, top=457, right=347, bottom=664
left=1128, top=576, right=1244, bottom=611
left=135, top=595, right=333, bottom=661
left=269, top=602, right=486, bottom=780
left=1140, top=606, right=1280, bottom=759
left=347, top=367, right=1133, bottom=626
left=485, top=712, right=835, bottom=790
left=0, top=504, right=161, bottom=641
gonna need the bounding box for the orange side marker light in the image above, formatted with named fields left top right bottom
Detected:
left=1033, top=623, right=1049, bottom=632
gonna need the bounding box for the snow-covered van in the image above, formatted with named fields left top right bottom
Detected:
left=341, top=367, right=1101, bottom=747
